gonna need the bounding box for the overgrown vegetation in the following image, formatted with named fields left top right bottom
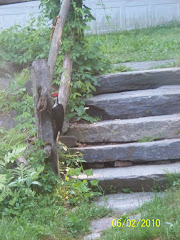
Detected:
left=0, top=69, right=109, bottom=239
left=0, top=1, right=112, bottom=238
left=0, top=0, right=110, bottom=122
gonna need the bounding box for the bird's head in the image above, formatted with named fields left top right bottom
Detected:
left=51, top=92, right=58, bottom=98
left=51, top=92, right=58, bottom=100
left=51, top=92, right=58, bottom=106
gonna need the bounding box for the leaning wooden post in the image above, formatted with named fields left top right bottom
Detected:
left=31, top=59, right=59, bottom=175
left=48, top=0, right=71, bottom=83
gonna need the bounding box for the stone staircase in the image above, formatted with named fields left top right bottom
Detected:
left=66, top=68, right=180, bottom=192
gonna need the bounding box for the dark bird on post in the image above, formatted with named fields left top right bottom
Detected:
left=51, top=92, right=64, bottom=141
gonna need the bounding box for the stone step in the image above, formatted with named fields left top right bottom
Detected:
left=67, top=114, right=180, bottom=143
left=78, top=163, right=180, bottom=192
left=71, top=139, right=180, bottom=164
left=86, top=86, right=180, bottom=120
left=95, top=67, right=180, bottom=94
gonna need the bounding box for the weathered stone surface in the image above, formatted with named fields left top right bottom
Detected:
left=59, top=136, right=78, bottom=147
left=78, top=163, right=180, bottom=192
left=115, top=59, right=175, bottom=71
left=96, top=192, right=163, bottom=214
left=95, top=68, right=180, bottom=94
left=84, top=232, right=101, bottom=240
left=0, top=110, right=17, bottom=130
left=86, top=86, right=180, bottom=120
left=67, top=114, right=180, bottom=143
left=0, top=78, right=10, bottom=89
left=71, top=139, right=180, bottom=163
left=90, top=217, right=115, bottom=233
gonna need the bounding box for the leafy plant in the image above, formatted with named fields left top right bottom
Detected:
left=0, top=20, right=50, bottom=65
left=122, top=188, right=133, bottom=193
left=0, top=70, right=102, bottom=217
left=0, top=1, right=110, bottom=122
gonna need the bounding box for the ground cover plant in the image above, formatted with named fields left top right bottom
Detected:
left=88, top=21, right=180, bottom=64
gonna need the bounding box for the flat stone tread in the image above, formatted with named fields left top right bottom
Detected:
left=87, top=85, right=180, bottom=102
left=100, top=66, right=179, bottom=78
left=72, top=139, right=180, bottom=163
left=96, top=192, right=163, bottom=214
left=86, top=85, right=180, bottom=120
left=73, top=138, right=180, bottom=150
left=69, top=113, right=180, bottom=128
left=78, top=163, right=180, bottom=180
left=95, top=67, right=180, bottom=94
left=67, top=114, right=180, bottom=143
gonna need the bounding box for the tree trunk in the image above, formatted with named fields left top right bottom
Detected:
left=31, top=59, right=59, bottom=175
left=48, top=0, right=71, bottom=83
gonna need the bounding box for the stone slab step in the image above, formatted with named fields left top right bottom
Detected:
left=95, top=67, right=180, bottom=94
left=67, top=114, right=180, bottom=143
left=86, top=85, right=180, bottom=120
left=95, top=192, right=163, bottom=214
left=78, top=163, right=180, bottom=192
left=71, top=139, right=180, bottom=163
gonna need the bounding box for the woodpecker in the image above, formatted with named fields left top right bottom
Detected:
left=51, top=92, right=64, bottom=141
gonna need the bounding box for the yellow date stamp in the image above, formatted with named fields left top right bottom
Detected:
left=112, top=219, right=160, bottom=228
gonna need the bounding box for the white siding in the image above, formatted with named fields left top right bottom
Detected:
left=0, top=1, right=40, bottom=31
left=0, top=0, right=180, bottom=33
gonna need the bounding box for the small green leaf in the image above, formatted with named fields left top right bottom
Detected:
left=84, top=169, right=93, bottom=176
left=90, top=179, right=99, bottom=186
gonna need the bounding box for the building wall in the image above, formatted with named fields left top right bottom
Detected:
left=0, top=1, right=40, bottom=31
left=0, top=0, right=180, bottom=33
left=86, top=0, right=180, bottom=33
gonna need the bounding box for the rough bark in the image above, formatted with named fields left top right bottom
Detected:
left=31, top=59, right=59, bottom=175
left=58, top=54, right=72, bottom=110
left=48, top=0, right=71, bottom=83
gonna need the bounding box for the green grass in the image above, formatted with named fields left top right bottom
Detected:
left=150, top=62, right=177, bottom=70
left=87, top=21, right=180, bottom=64
left=100, top=185, right=180, bottom=240
left=0, top=200, right=110, bottom=240
left=108, top=64, right=133, bottom=73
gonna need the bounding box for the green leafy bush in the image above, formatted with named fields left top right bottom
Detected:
left=0, top=71, right=102, bottom=217
left=0, top=20, right=50, bottom=65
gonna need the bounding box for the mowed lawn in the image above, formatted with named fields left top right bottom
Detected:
left=88, top=22, right=180, bottom=64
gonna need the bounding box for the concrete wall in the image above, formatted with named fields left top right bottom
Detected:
left=0, top=0, right=180, bottom=33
